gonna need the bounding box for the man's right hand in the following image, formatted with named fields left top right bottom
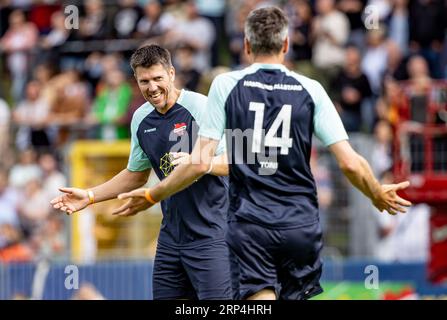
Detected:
left=111, top=195, right=152, bottom=217
left=372, top=181, right=412, bottom=215
left=50, top=187, right=91, bottom=215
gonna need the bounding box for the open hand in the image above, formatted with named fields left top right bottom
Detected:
left=50, top=187, right=90, bottom=215
left=111, top=195, right=152, bottom=217
left=372, top=181, right=412, bottom=215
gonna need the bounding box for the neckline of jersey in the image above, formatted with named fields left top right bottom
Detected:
left=152, top=88, right=185, bottom=117
left=249, top=63, right=289, bottom=72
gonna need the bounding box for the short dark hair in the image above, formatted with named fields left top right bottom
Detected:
left=130, top=44, right=172, bottom=73
left=245, top=6, right=289, bottom=56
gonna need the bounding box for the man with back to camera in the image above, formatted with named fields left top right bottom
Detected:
left=118, top=7, right=412, bottom=300
left=51, top=45, right=232, bottom=300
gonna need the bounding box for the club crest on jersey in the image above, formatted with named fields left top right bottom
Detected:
left=173, top=122, right=187, bottom=136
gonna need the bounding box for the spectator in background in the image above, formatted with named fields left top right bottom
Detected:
left=288, top=0, right=313, bottom=62
left=312, top=0, right=350, bottom=86
left=112, top=0, right=142, bottom=39
left=0, top=168, right=20, bottom=235
left=77, top=0, right=109, bottom=41
left=136, top=0, right=175, bottom=40
left=370, top=120, right=393, bottom=177
left=8, top=148, right=42, bottom=190
left=30, top=213, right=66, bottom=260
left=46, top=69, right=89, bottom=146
left=195, top=0, right=226, bottom=67
left=38, top=11, right=70, bottom=65
left=338, top=0, right=367, bottom=51
left=362, top=28, right=388, bottom=96
left=13, top=80, right=51, bottom=151
left=407, top=55, right=432, bottom=94
left=165, top=0, right=215, bottom=72
left=38, top=152, right=66, bottom=203
left=174, top=44, right=201, bottom=92
left=0, top=9, right=38, bottom=102
left=89, top=68, right=132, bottom=140
left=332, top=45, right=372, bottom=132
left=409, top=0, right=446, bottom=79
left=387, top=0, right=409, bottom=56
left=227, top=5, right=249, bottom=68
left=0, top=168, right=33, bottom=263
left=384, top=40, right=409, bottom=82
left=17, top=177, right=51, bottom=239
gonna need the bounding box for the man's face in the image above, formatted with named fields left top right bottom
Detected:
left=135, top=64, right=175, bottom=110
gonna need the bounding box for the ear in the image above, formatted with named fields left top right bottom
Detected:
left=244, top=38, right=251, bottom=56
left=169, top=66, right=175, bottom=81
left=283, top=36, right=289, bottom=55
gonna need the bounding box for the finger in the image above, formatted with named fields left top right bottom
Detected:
left=118, top=190, right=143, bottom=200
left=117, top=192, right=132, bottom=200
left=112, top=202, right=131, bottom=215
left=395, top=181, right=410, bottom=191
left=60, top=206, right=68, bottom=212
left=390, top=203, right=407, bottom=214
left=50, top=197, right=63, bottom=205
left=171, top=158, right=181, bottom=166
left=386, top=207, right=398, bottom=215
left=116, top=208, right=133, bottom=217
left=53, top=202, right=64, bottom=209
left=66, top=203, right=76, bottom=212
left=395, top=197, right=412, bottom=207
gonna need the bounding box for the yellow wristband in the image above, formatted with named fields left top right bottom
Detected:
left=87, top=190, right=95, bottom=205
left=145, top=189, right=157, bottom=205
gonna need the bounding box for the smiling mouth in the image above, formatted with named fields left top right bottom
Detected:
left=149, top=92, right=162, bottom=99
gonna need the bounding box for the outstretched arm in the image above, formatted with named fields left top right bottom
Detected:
left=170, top=151, right=229, bottom=176
left=50, top=168, right=150, bottom=215
left=329, top=140, right=412, bottom=215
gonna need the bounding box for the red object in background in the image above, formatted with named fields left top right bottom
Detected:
left=393, top=81, right=447, bottom=205
left=392, top=81, right=447, bottom=284
left=382, top=286, right=417, bottom=300
left=0, top=243, right=33, bottom=263
left=428, top=208, right=447, bottom=284
left=28, top=4, right=61, bottom=34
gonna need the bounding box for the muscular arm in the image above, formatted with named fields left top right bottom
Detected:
left=170, top=150, right=229, bottom=177
left=51, top=168, right=150, bottom=214
left=329, top=140, right=411, bottom=214
left=90, top=168, right=150, bottom=202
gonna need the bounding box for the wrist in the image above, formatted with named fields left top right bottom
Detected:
left=87, top=189, right=95, bottom=205
left=144, top=188, right=158, bottom=205
left=205, top=160, right=214, bottom=175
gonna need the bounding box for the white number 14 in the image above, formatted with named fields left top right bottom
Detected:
left=249, top=102, right=293, bottom=155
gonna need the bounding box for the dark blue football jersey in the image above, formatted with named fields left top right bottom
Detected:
left=128, top=89, right=228, bottom=248
left=199, top=63, right=348, bottom=228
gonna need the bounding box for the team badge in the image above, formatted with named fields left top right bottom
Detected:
left=173, top=122, right=187, bottom=136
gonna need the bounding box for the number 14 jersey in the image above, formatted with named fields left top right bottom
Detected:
left=200, top=63, right=348, bottom=228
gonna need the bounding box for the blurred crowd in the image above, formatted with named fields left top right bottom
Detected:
left=0, top=0, right=446, bottom=263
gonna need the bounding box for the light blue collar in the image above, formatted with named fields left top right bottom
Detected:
left=248, top=63, right=289, bottom=72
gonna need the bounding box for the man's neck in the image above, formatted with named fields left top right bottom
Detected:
left=155, top=87, right=181, bottom=114
left=252, top=54, right=284, bottom=65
